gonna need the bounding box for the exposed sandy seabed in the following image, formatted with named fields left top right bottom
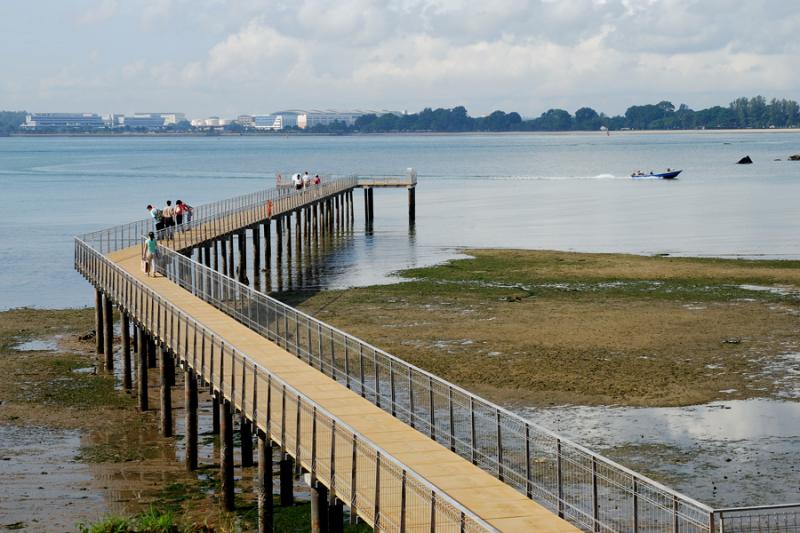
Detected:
left=287, top=249, right=800, bottom=407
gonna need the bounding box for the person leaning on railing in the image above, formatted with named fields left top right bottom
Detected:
left=147, top=204, right=164, bottom=232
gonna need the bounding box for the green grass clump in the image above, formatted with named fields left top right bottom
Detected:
left=78, top=508, right=177, bottom=533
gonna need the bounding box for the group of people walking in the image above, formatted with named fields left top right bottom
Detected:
left=291, top=171, right=322, bottom=190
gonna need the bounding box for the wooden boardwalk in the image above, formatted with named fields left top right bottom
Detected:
left=108, top=243, right=579, bottom=532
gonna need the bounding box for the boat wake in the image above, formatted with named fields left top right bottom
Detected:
left=485, top=173, right=624, bottom=181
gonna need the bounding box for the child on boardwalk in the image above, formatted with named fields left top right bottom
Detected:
left=142, top=231, right=158, bottom=277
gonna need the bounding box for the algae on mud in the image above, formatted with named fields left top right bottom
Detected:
left=0, top=308, right=372, bottom=532
left=282, top=249, right=800, bottom=407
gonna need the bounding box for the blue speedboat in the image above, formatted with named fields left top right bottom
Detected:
left=631, top=169, right=682, bottom=179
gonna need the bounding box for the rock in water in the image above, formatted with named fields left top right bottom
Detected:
left=737, top=155, right=753, bottom=164
left=789, top=154, right=800, bottom=161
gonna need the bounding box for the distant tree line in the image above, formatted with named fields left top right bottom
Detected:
left=0, top=111, right=27, bottom=135
left=4, top=96, right=800, bottom=135
left=331, top=96, right=800, bottom=133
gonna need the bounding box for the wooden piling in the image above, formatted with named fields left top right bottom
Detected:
left=238, top=230, right=248, bottom=284
left=137, top=328, right=148, bottom=411
left=280, top=453, right=294, bottom=506
left=257, top=432, right=273, bottom=533
left=220, top=238, right=228, bottom=277
left=122, top=313, right=132, bottom=390
left=368, top=188, right=374, bottom=221
left=276, top=218, right=283, bottom=260
left=241, top=416, right=253, bottom=467
left=252, top=224, right=261, bottom=281
left=95, top=289, right=104, bottom=355
left=408, top=187, right=416, bottom=222
left=131, top=321, right=138, bottom=353
left=212, top=391, right=220, bottom=434
left=213, top=240, right=219, bottom=271
left=311, top=481, right=328, bottom=533
left=263, top=220, right=271, bottom=271
left=148, top=337, right=157, bottom=368
left=221, top=398, right=235, bottom=511
left=329, top=499, right=344, bottom=533
left=185, top=366, right=198, bottom=471
left=103, top=295, right=113, bottom=370
left=160, top=347, right=173, bottom=437
left=227, top=234, right=235, bottom=278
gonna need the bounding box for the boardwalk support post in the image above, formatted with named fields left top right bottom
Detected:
left=121, top=313, right=132, bottom=390
left=95, top=289, right=104, bottom=356
left=211, top=391, right=220, bottom=434
left=137, top=328, right=148, bottom=411
left=329, top=498, right=343, bottom=533
left=257, top=432, right=273, bottom=533
left=310, top=481, right=328, bottom=533
left=280, top=453, right=294, bottom=506
left=221, top=398, right=235, bottom=511
left=241, top=416, right=254, bottom=467
left=103, top=294, right=114, bottom=369
left=408, top=186, right=416, bottom=222
left=160, top=346, right=173, bottom=437
left=185, top=366, right=198, bottom=471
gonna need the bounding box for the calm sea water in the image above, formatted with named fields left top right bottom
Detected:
left=1, top=133, right=799, bottom=506
left=2, top=131, right=799, bottom=310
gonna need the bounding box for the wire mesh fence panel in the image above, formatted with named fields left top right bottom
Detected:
left=715, top=507, right=800, bottom=533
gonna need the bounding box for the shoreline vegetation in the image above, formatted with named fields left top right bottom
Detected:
left=3, top=95, right=800, bottom=136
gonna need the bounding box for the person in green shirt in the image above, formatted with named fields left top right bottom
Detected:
left=142, top=232, right=158, bottom=277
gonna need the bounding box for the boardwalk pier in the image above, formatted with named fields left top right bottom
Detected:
left=76, top=173, right=799, bottom=532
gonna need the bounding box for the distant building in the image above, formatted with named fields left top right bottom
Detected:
left=252, top=114, right=284, bottom=130
left=23, top=113, right=105, bottom=129
left=276, top=109, right=402, bottom=129
left=123, top=112, right=186, bottom=130
left=236, top=115, right=255, bottom=128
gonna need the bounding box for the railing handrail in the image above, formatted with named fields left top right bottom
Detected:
left=74, top=236, right=498, bottom=532
left=715, top=503, right=800, bottom=513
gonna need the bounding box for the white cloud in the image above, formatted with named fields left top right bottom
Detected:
left=74, top=0, right=118, bottom=26
left=13, top=0, right=800, bottom=116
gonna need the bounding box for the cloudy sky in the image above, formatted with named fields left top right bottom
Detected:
left=2, top=0, right=798, bottom=118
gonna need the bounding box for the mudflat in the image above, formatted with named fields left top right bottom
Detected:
left=284, top=249, right=800, bottom=407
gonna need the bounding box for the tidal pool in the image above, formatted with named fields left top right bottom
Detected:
left=520, top=399, right=800, bottom=507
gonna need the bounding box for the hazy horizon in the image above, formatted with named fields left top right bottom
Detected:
left=2, top=1, right=799, bottom=118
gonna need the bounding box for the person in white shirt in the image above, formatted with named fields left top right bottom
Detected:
left=292, top=173, right=302, bottom=190
left=302, top=171, right=310, bottom=188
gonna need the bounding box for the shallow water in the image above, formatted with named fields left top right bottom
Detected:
left=3, top=131, right=800, bottom=309
left=520, top=399, right=800, bottom=507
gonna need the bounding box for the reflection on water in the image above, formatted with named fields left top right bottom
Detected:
left=520, top=399, right=800, bottom=507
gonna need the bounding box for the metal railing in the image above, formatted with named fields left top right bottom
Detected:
left=74, top=237, right=496, bottom=533
left=154, top=176, right=357, bottom=251
left=155, top=244, right=717, bottom=533
left=713, top=504, right=800, bottom=532
left=80, top=175, right=357, bottom=255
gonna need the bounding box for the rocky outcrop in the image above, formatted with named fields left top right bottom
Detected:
left=737, top=156, right=753, bottom=164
